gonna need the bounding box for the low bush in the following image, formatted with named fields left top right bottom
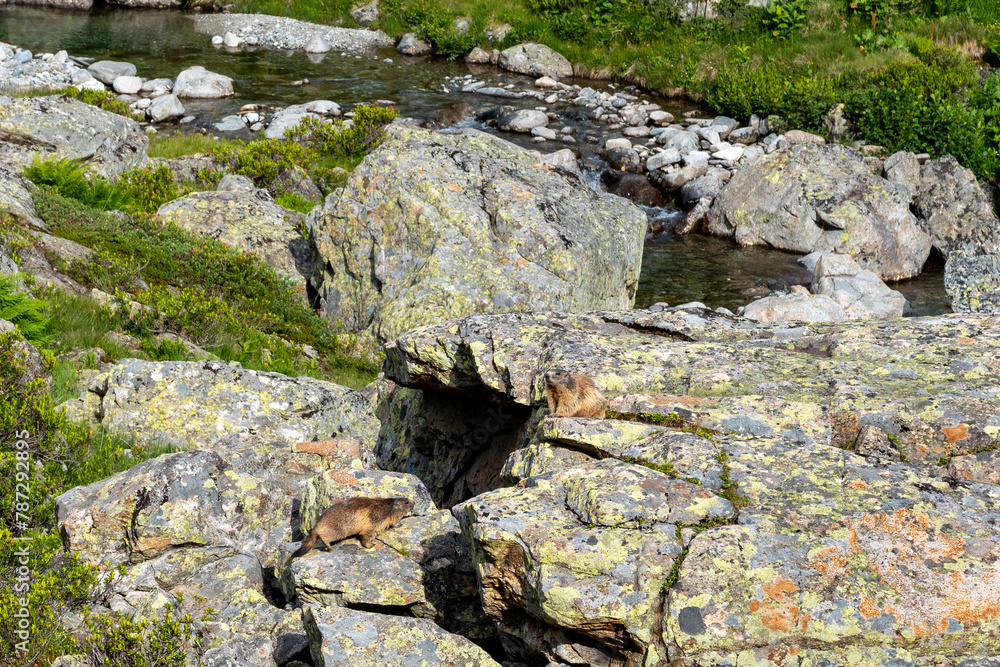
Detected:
left=118, top=165, right=179, bottom=214
left=80, top=608, right=200, bottom=667
left=0, top=273, right=50, bottom=346
left=203, top=138, right=316, bottom=191
left=23, top=157, right=132, bottom=212
left=54, top=87, right=142, bottom=121
left=285, top=104, right=399, bottom=158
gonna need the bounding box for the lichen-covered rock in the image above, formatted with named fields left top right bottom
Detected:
left=705, top=144, right=931, bottom=280
left=915, top=155, right=1000, bottom=257
left=306, top=126, right=646, bottom=342
left=0, top=95, right=148, bottom=179
left=303, top=605, right=501, bottom=667
left=57, top=358, right=379, bottom=450
left=497, top=42, right=572, bottom=79
left=0, top=318, right=49, bottom=386
left=456, top=459, right=692, bottom=664
left=156, top=186, right=316, bottom=289
left=945, top=249, right=1000, bottom=314
left=0, top=165, right=44, bottom=228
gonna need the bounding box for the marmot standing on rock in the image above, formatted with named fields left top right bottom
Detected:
left=290, top=496, right=414, bottom=559
left=545, top=369, right=607, bottom=419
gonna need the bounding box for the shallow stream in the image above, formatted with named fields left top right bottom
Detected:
left=0, top=5, right=952, bottom=315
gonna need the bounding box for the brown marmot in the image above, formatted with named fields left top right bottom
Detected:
left=290, top=496, right=414, bottom=559
left=545, top=369, right=607, bottom=419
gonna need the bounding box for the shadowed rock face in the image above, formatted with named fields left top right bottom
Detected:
left=305, top=126, right=647, bottom=343
left=705, top=143, right=932, bottom=281
left=0, top=94, right=148, bottom=179
left=376, top=308, right=1000, bottom=665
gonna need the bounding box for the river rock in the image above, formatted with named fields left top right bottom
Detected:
left=649, top=162, right=707, bottom=192
left=305, top=126, right=646, bottom=342
left=812, top=252, right=907, bottom=319
left=944, top=249, right=1000, bottom=314
left=58, top=359, right=378, bottom=450
left=156, top=185, right=316, bottom=288
left=0, top=95, right=147, bottom=180
left=497, top=42, right=573, bottom=79
left=397, top=33, right=432, bottom=56
left=111, top=75, right=142, bottom=95
left=303, top=606, right=500, bottom=667
left=497, top=109, right=548, bottom=133
left=465, top=46, right=491, bottom=64
left=742, top=291, right=846, bottom=323
left=784, top=129, right=826, bottom=145
left=146, top=94, right=185, bottom=122
left=304, top=34, right=331, bottom=53
left=539, top=148, right=582, bottom=177
left=601, top=171, right=663, bottom=207
left=87, top=60, right=136, bottom=84
left=264, top=103, right=325, bottom=139
left=174, top=65, right=235, bottom=99
left=351, top=1, right=379, bottom=26
left=705, top=144, right=932, bottom=280
left=656, top=127, right=700, bottom=155
left=914, top=154, right=1000, bottom=257
left=604, top=146, right=641, bottom=172
left=212, top=114, right=246, bottom=132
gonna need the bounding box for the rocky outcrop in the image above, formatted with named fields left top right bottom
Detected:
left=54, top=429, right=478, bottom=665
left=945, top=249, right=1000, bottom=314
left=497, top=43, right=573, bottom=79
left=156, top=176, right=317, bottom=289
left=378, top=308, right=1000, bottom=665
left=914, top=154, right=1000, bottom=257
left=705, top=144, right=931, bottom=280
left=58, top=358, right=379, bottom=450
left=306, top=126, right=647, bottom=342
left=0, top=95, right=148, bottom=179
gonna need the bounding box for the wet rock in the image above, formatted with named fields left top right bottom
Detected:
left=351, top=1, right=379, bottom=26
left=466, top=46, right=491, bottom=63
left=174, top=65, right=235, bottom=99
left=87, top=60, right=136, bottom=84
left=156, top=185, right=315, bottom=288
left=497, top=42, right=573, bottom=79
left=497, top=109, right=548, bottom=133
left=223, top=31, right=244, bottom=48
left=604, top=146, right=641, bottom=172
left=914, top=154, right=1000, bottom=257
left=57, top=359, right=379, bottom=451
left=305, top=126, right=646, bottom=341
left=0, top=95, right=147, bottom=179
left=945, top=249, right=1000, bottom=314
left=706, top=144, right=931, bottom=280
left=602, top=171, right=663, bottom=207
left=649, top=163, right=707, bottom=192
left=645, top=148, right=681, bottom=172
left=397, top=32, right=432, bottom=56
left=303, top=606, right=500, bottom=666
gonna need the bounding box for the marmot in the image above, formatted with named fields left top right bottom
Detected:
left=290, top=496, right=414, bottom=559
left=545, top=369, right=607, bottom=419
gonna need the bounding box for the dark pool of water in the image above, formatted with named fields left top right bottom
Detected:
left=0, top=6, right=952, bottom=315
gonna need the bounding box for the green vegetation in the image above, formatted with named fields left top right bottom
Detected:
left=605, top=408, right=718, bottom=438
left=0, top=273, right=50, bottom=346
left=81, top=608, right=200, bottom=667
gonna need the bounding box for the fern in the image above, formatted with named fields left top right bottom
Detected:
left=0, top=273, right=50, bottom=346
left=23, top=156, right=132, bottom=211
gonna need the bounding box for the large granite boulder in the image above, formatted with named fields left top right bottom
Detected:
left=705, top=144, right=931, bottom=280
left=0, top=95, right=148, bottom=179
left=156, top=178, right=317, bottom=289
left=497, top=42, right=572, bottom=79
left=173, top=66, right=234, bottom=99
left=305, top=126, right=647, bottom=342
left=378, top=308, right=1000, bottom=665
left=58, top=358, right=379, bottom=450
left=914, top=154, right=1000, bottom=257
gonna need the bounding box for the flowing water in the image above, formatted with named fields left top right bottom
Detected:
left=0, top=5, right=952, bottom=315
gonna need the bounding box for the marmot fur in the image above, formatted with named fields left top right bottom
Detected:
left=545, top=369, right=607, bottom=419
left=291, top=496, right=414, bottom=558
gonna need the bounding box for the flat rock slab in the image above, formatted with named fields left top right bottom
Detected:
left=303, top=606, right=500, bottom=667
left=58, top=358, right=379, bottom=451
left=0, top=94, right=147, bottom=179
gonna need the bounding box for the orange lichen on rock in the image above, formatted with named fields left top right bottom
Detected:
left=808, top=545, right=848, bottom=576
left=941, top=424, right=968, bottom=443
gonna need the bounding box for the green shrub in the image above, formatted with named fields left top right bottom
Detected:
left=765, top=0, right=809, bottom=39
left=118, top=164, right=179, bottom=214
left=286, top=105, right=399, bottom=158
left=79, top=608, right=199, bottom=667
left=0, top=530, right=96, bottom=665
left=0, top=273, right=49, bottom=346
left=205, top=138, right=317, bottom=191
left=54, top=87, right=142, bottom=121
left=23, top=157, right=133, bottom=212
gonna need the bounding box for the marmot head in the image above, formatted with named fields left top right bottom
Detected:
left=545, top=368, right=574, bottom=390
left=390, top=497, right=415, bottom=515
